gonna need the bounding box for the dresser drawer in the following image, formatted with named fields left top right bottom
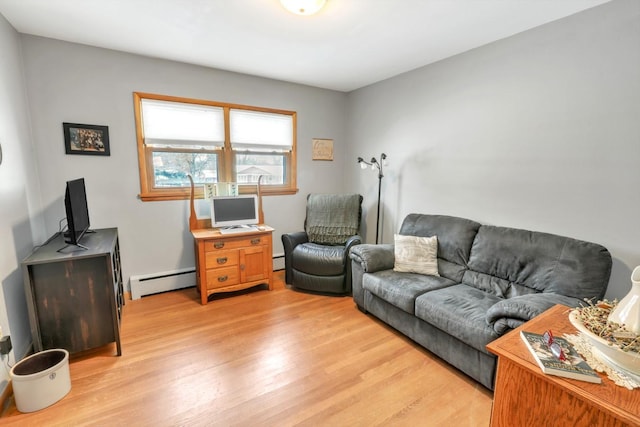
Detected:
left=205, top=266, right=239, bottom=289
left=205, top=250, right=239, bottom=269
left=204, top=236, right=265, bottom=251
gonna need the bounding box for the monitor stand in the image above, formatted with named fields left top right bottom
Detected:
left=59, top=229, right=94, bottom=252
left=57, top=242, right=89, bottom=253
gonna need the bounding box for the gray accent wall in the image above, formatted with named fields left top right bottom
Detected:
left=346, top=0, right=639, bottom=300
left=0, top=14, right=46, bottom=386
left=19, top=36, right=349, bottom=293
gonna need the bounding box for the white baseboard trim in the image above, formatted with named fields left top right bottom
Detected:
left=130, top=268, right=196, bottom=300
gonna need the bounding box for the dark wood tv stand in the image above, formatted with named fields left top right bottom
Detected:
left=21, top=228, right=124, bottom=355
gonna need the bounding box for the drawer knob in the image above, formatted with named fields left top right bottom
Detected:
left=218, top=275, right=228, bottom=282
left=216, top=257, right=228, bottom=264
left=214, top=242, right=225, bottom=249
left=251, top=238, right=260, bottom=245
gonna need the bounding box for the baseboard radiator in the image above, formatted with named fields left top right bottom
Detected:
left=130, top=268, right=196, bottom=300
left=273, top=253, right=285, bottom=271
left=130, top=256, right=285, bottom=299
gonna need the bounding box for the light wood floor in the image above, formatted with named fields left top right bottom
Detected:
left=1, top=271, right=492, bottom=426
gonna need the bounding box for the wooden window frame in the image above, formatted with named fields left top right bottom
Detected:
left=134, top=92, right=298, bottom=201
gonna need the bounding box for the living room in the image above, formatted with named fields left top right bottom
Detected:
left=0, top=0, right=638, bottom=424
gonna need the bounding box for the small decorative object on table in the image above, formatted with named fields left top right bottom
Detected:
left=608, top=265, right=640, bottom=334
left=520, top=330, right=601, bottom=383
left=569, top=299, right=640, bottom=381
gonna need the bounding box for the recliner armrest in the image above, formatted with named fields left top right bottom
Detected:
left=282, top=231, right=308, bottom=251
left=349, top=244, right=395, bottom=273
left=486, top=293, right=583, bottom=335
left=344, top=235, right=362, bottom=255
left=281, top=231, right=309, bottom=284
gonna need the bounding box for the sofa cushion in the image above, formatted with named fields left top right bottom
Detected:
left=399, top=214, right=481, bottom=282
left=393, top=234, right=439, bottom=276
left=465, top=225, right=612, bottom=300
left=414, top=284, right=501, bottom=353
left=363, top=270, right=456, bottom=315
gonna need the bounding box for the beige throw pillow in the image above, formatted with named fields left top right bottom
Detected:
left=393, top=234, right=440, bottom=276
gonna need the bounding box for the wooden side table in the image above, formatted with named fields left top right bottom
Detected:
left=487, top=304, right=640, bottom=427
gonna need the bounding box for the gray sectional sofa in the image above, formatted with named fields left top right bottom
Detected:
left=349, top=214, right=612, bottom=389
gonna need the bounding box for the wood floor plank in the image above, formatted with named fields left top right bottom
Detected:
left=1, top=272, right=492, bottom=426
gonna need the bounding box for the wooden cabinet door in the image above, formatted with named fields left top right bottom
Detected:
left=31, top=257, right=114, bottom=353
left=240, top=246, right=266, bottom=282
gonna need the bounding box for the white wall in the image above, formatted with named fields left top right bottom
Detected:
left=346, top=0, right=640, bottom=300
left=0, top=15, right=46, bottom=388
left=19, top=36, right=349, bottom=288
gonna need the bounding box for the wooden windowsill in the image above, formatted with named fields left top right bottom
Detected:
left=139, top=187, right=298, bottom=202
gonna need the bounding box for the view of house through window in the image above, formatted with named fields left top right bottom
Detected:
left=133, top=92, right=297, bottom=201
left=235, top=153, right=284, bottom=185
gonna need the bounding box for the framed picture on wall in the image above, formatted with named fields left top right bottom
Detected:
left=63, top=122, right=110, bottom=156
left=312, top=138, right=333, bottom=161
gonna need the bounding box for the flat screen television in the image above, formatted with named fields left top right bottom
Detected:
left=211, top=195, right=259, bottom=228
left=64, top=178, right=91, bottom=247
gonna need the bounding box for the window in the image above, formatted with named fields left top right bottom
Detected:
left=133, top=92, right=297, bottom=201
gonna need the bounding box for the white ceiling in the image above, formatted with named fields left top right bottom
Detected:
left=0, top=0, right=611, bottom=92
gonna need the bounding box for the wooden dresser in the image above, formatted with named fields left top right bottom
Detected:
left=187, top=176, right=273, bottom=305
left=191, top=227, right=273, bottom=305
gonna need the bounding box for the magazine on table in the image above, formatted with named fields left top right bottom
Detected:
left=520, top=330, right=601, bottom=384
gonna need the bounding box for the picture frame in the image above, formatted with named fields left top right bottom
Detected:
left=312, top=138, right=334, bottom=161
left=63, top=122, right=110, bottom=156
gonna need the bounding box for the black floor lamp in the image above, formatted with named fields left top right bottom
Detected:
left=357, top=153, right=387, bottom=244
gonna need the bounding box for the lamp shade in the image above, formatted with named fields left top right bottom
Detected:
left=280, top=0, right=327, bottom=15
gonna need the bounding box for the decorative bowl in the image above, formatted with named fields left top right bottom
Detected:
left=568, top=310, right=640, bottom=376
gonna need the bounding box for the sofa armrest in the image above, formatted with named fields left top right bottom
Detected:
left=350, top=243, right=393, bottom=310
left=486, top=293, right=582, bottom=335
left=349, top=244, right=395, bottom=273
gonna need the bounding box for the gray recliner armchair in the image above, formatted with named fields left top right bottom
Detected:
left=282, top=194, right=363, bottom=295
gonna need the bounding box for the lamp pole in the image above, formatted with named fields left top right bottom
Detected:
left=357, top=153, right=387, bottom=244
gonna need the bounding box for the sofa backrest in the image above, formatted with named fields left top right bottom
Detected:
left=399, top=214, right=612, bottom=302
left=465, top=225, right=612, bottom=300
left=400, top=214, right=480, bottom=282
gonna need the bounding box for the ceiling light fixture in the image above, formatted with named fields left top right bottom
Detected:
left=280, top=0, right=327, bottom=16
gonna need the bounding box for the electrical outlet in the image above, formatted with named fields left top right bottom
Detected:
left=0, top=335, right=11, bottom=355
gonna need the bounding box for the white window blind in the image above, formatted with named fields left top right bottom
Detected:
left=230, top=109, right=293, bottom=151
left=141, top=99, right=225, bottom=147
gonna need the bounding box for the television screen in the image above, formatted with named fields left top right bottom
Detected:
left=64, top=178, right=90, bottom=247
left=211, top=195, right=259, bottom=228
